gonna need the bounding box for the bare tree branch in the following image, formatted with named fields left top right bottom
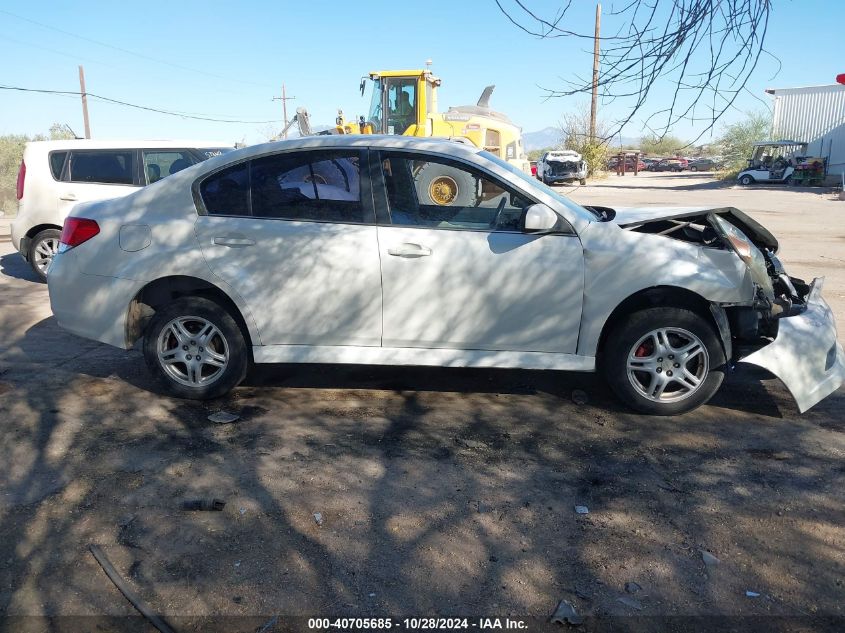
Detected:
left=497, top=0, right=773, bottom=146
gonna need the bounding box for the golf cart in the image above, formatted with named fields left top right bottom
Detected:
left=736, top=140, right=807, bottom=185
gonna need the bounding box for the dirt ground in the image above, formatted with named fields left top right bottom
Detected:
left=0, top=172, right=844, bottom=632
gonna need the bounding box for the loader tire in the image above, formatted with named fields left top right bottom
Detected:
left=413, top=162, right=477, bottom=207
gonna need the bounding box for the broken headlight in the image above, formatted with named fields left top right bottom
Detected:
left=711, top=214, right=774, bottom=300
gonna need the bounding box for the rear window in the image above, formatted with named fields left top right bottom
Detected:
left=199, top=162, right=250, bottom=216
left=49, top=152, right=67, bottom=180
left=69, top=150, right=135, bottom=185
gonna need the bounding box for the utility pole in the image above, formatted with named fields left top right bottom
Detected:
left=589, top=3, right=601, bottom=143
left=272, top=84, right=296, bottom=139
left=78, top=65, right=91, bottom=139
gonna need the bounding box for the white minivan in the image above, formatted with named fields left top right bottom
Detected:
left=11, top=139, right=233, bottom=279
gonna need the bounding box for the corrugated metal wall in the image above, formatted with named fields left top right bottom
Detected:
left=770, top=84, right=845, bottom=181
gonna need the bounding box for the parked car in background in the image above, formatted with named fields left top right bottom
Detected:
left=11, top=139, right=234, bottom=280
left=536, top=150, right=587, bottom=185
left=607, top=156, right=646, bottom=172
left=649, top=158, right=687, bottom=172
left=47, top=136, right=843, bottom=416
left=688, top=158, right=722, bottom=171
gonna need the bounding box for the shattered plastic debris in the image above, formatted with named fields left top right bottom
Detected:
left=550, top=599, right=583, bottom=626
left=745, top=591, right=760, bottom=598
left=574, top=505, right=590, bottom=514
left=571, top=390, right=589, bottom=405
left=701, top=550, right=721, bottom=566
left=617, top=596, right=643, bottom=610
left=208, top=411, right=240, bottom=424
left=313, top=512, right=324, bottom=526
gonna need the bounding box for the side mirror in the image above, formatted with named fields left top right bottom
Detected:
left=520, top=203, right=560, bottom=233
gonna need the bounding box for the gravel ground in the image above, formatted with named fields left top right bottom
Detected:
left=0, top=174, right=843, bottom=632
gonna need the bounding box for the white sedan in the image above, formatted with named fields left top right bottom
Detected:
left=47, top=136, right=843, bottom=415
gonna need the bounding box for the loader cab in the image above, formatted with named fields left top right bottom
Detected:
left=366, top=70, right=440, bottom=136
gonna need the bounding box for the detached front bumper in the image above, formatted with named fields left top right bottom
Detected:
left=739, top=278, right=844, bottom=412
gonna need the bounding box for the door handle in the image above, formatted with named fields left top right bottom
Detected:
left=212, top=237, right=256, bottom=247
left=387, top=243, right=432, bottom=258
left=60, top=194, right=78, bottom=201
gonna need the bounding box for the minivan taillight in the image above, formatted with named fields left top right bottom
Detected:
left=60, top=218, right=100, bottom=249
left=16, top=160, right=25, bottom=200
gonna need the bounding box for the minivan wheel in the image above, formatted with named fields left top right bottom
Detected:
left=28, top=228, right=62, bottom=281
left=603, top=307, right=725, bottom=415
left=143, top=297, right=248, bottom=400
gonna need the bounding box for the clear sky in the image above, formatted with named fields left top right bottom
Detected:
left=1, top=1, right=843, bottom=145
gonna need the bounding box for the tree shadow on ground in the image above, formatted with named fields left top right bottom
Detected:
left=2, top=308, right=843, bottom=632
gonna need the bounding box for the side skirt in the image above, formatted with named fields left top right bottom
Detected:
left=252, top=344, right=596, bottom=372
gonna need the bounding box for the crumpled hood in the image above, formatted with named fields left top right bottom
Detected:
left=609, top=206, right=779, bottom=251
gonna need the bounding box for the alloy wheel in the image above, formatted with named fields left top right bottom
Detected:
left=33, top=237, right=60, bottom=275
left=626, top=327, right=709, bottom=403
left=156, top=315, right=229, bottom=387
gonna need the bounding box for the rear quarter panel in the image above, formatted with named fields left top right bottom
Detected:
left=66, top=171, right=261, bottom=347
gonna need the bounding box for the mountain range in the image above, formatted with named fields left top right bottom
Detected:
left=522, top=126, right=641, bottom=151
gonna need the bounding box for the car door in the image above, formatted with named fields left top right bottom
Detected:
left=57, top=149, right=139, bottom=220
left=193, top=149, right=383, bottom=347
left=373, top=150, right=584, bottom=353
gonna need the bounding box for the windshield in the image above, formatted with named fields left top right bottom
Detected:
left=479, top=150, right=600, bottom=219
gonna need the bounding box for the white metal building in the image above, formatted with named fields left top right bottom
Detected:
left=766, top=83, right=845, bottom=184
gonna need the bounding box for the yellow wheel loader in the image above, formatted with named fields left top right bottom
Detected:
left=283, top=69, right=531, bottom=208
left=333, top=69, right=531, bottom=175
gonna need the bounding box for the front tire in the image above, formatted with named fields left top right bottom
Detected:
left=143, top=297, right=248, bottom=400
left=739, top=174, right=754, bottom=185
left=602, top=307, right=725, bottom=415
left=579, top=178, right=587, bottom=185
left=28, top=228, right=62, bottom=282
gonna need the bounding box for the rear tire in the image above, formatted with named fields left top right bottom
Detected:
left=602, top=307, right=726, bottom=415
left=143, top=297, right=248, bottom=400
left=579, top=178, right=587, bottom=185
left=28, top=228, right=62, bottom=282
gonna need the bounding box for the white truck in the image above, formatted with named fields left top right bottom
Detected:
left=536, top=150, right=587, bottom=186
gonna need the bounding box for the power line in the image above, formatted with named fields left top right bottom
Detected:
left=0, top=84, right=283, bottom=124
left=0, top=9, right=274, bottom=90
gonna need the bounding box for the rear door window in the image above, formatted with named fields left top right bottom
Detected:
left=250, top=150, right=365, bottom=223
left=68, top=150, right=135, bottom=185
left=143, top=150, right=198, bottom=184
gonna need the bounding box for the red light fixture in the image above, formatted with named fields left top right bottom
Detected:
left=838, top=74, right=845, bottom=85
left=16, top=160, right=25, bottom=200
left=60, top=218, right=100, bottom=249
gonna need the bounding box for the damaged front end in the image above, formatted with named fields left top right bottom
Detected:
left=619, top=207, right=845, bottom=412
left=547, top=159, right=586, bottom=180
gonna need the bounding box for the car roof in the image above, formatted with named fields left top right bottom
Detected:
left=26, top=139, right=233, bottom=150
left=219, top=134, right=484, bottom=162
